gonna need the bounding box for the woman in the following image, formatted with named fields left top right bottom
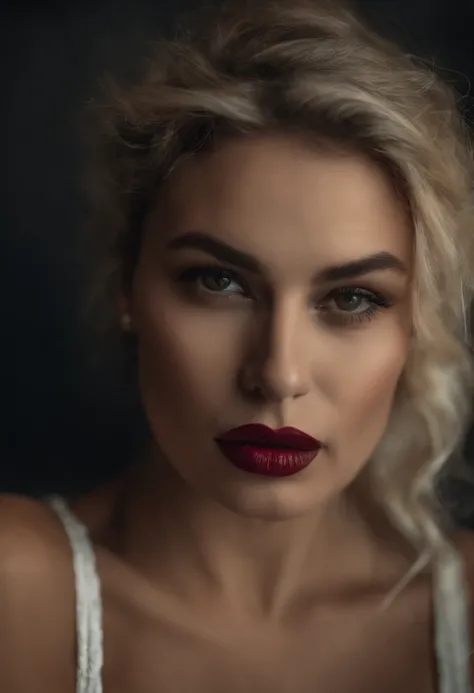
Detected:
left=1, top=0, right=474, bottom=691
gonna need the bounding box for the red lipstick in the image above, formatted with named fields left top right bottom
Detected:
left=215, top=424, right=322, bottom=477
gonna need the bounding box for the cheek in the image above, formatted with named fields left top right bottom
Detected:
left=134, top=293, right=248, bottom=421
left=331, top=327, right=409, bottom=454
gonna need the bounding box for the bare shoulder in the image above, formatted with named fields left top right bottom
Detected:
left=0, top=493, right=76, bottom=692
left=0, top=493, right=74, bottom=575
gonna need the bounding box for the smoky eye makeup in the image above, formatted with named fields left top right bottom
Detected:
left=172, top=261, right=400, bottom=327
left=315, top=285, right=395, bottom=327
left=174, top=264, right=254, bottom=299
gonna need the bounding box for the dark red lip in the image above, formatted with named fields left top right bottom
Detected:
left=216, top=424, right=322, bottom=451
left=215, top=424, right=322, bottom=478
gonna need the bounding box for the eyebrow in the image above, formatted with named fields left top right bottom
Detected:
left=165, top=231, right=408, bottom=281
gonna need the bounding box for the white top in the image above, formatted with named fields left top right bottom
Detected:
left=46, top=494, right=472, bottom=693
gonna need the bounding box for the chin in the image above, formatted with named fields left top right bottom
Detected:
left=205, top=475, right=337, bottom=522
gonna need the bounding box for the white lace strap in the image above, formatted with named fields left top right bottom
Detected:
left=434, top=544, right=472, bottom=693
left=46, top=495, right=103, bottom=693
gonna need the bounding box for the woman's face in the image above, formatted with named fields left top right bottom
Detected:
left=129, top=134, right=413, bottom=520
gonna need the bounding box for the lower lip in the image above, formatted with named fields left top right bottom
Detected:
left=216, top=442, right=320, bottom=477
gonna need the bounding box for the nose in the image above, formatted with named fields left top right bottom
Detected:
left=239, top=298, right=312, bottom=402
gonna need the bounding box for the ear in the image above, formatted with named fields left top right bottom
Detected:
left=117, top=293, right=133, bottom=332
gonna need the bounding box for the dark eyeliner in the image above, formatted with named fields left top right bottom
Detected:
left=175, top=265, right=252, bottom=296
left=334, top=286, right=393, bottom=307
left=318, top=286, right=394, bottom=326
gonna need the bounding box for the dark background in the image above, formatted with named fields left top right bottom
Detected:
left=4, top=0, right=474, bottom=517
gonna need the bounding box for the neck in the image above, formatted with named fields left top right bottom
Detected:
left=111, top=449, right=412, bottom=620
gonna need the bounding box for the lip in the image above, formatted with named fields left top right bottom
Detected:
left=215, top=424, right=322, bottom=478
left=217, top=424, right=321, bottom=450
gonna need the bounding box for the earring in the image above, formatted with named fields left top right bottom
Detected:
left=120, top=313, right=132, bottom=332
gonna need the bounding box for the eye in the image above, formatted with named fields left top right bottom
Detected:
left=331, top=289, right=373, bottom=314
left=177, top=266, right=250, bottom=297
left=199, top=269, right=243, bottom=294
left=319, top=287, right=392, bottom=325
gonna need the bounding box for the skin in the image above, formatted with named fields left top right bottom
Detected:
left=121, top=132, right=413, bottom=604
left=1, top=133, right=473, bottom=692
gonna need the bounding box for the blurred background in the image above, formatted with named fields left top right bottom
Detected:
left=3, top=0, right=474, bottom=520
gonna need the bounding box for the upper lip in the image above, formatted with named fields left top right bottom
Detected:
left=216, top=424, right=322, bottom=451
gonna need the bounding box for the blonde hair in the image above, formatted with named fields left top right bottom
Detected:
left=86, top=0, right=474, bottom=576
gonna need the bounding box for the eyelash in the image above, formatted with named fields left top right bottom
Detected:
left=176, top=265, right=393, bottom=326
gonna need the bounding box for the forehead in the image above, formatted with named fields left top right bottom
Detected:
left=151, top=134, right=412, bottom=269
